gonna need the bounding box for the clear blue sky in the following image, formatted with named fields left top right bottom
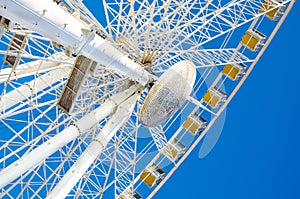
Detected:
left=156, top=2, right=300, bottom=199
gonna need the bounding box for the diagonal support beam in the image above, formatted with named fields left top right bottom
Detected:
left=46, top=87, right=141, bottom=199
left=0, top=85, right=140, bottom=189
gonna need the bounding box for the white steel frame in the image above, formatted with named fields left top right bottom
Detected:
left=0, top=0, right=294, bottom=198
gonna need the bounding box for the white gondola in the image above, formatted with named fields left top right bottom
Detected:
left=140, top=163, right=165, bottom=188
left=163, top=138, right=187, bottom=161
left=240, top=29, right=266, bottom=52
left=182, top=112, right=208, bottom=135
left=259, top=0, right=286, bottom=21
left=222, top=60, right=247, bottom=80
left=118, top=189, right=142, bottom=199
left=203, top=86, right=227, bottom=108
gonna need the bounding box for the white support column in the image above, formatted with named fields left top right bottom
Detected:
left=0, top=125, right=79, bottom=189
left=0, top=0, right=152, bottom=85
left=0, top=85, right=139, bottom=189
left=46, top=90, right=140, bottom=199
left=0, top=65, right=71, bottom=112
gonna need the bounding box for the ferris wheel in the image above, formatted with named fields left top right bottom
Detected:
left=0, top=0, right=294, bottom=198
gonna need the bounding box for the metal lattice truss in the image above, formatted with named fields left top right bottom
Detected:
left=0, top=0, right=294, bottom=198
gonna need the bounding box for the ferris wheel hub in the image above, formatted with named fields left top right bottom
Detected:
left=139, top=61, right=196, bottom=127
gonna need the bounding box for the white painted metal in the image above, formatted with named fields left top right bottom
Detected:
left=0, top=66, right=71, bottom=112
left=46, top=88, right=141, bottom=199
left=0, top=53, right=72, bottom=83
left=0, top=0, right=152, bottom=85
left=0, top=125, right=79, bottom=189
left=0, top=85, right=139, bottom=189
left=0, top=0, right=294, bottom=198
left=149, top=126, right=168, bottom=152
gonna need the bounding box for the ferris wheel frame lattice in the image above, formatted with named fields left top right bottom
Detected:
left=0, top=0, right=295, bottom=198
